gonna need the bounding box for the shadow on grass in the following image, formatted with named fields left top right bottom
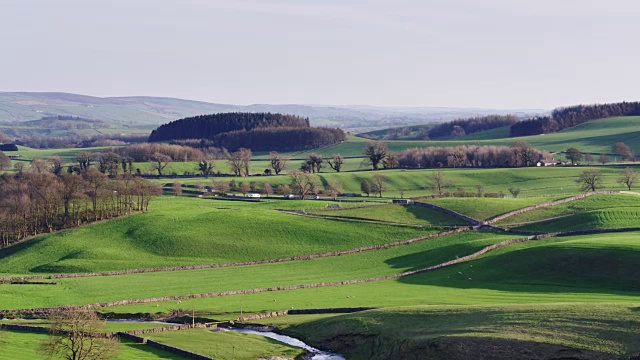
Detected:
left=0, top=236, right=48, bottom=260
left=405, top=205, right=469, bottom=227
left=391, top=244, right=640, bottom=294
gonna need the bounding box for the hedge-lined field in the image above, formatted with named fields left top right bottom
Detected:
left=495, top=193, right=640, bottom=227
left=171, top=166, right=634, bottom=199
left=0, top=231, right=513, bottom=310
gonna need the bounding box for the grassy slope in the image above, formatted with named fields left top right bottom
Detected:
left=514, top=208, right=640, bottom=232
left=491, top=193, right=640, bottom=231
left=306, top=204, right=468, bottom=226
left=104, top=231, right=640, bottom=318
left=278, top=303, right=640, bottom=358
left=0, top=330, right=189, bottom=360
left=0, top=197, right=432, bottom=274
left=0, top=231, right=513, bottom=310
left=424, top=196, right=561, bottom=220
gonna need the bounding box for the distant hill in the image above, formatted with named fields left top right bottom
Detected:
left=0, top=92, right=545, bottom=133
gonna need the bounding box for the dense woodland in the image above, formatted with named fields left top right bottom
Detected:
left=0, top=170, right=162, bottom=247
left=148, top=112, right=346, bottom=151
left=510, top=102, right=640, bottom=136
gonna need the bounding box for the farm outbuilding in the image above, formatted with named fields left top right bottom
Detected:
left=392, top=199, right=414, bottom=204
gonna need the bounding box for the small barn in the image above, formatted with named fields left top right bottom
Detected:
left=392, top=199, right=414, bottom=205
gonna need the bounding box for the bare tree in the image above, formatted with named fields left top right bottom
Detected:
left=229, top=148, right=252, bottom=177
left=363, top=142, right=389, bottom=170
left=511, top=142, right=539, bottom=167
left=74, top=152, right=95, bottom=172
left=195, top=180, right=205, bottom=193
left=576, top=169, right=603, bottom=192
left=211, top=180, right=230, bottom=195
left=40, top=309, right=120, bottom=360
left=48, top=156, right=65, bottom=175
left=584, top=153, right=594, bottom=164
left=262, top=182, right=274, bottom=198
left=327, top=154, right=344, bottom=172
left=150, top=153, right=172, bottom=176
left=172, top=182, right=182, bottom=196
left=360, top=179, right=371, bottom=197
left=612, top=142, right=633, bottom=161
left=371, top=174, right=386, bottom=198
left=13, top=162, right=25, bottom=174
left=269, top=152, right=288, bottom=175
left=618, top=167, right=638, bottom=191
left=238, top=182, right=250, bottom=195
left=382, top=153, right=399, bottom=169
left=239, top=148, right=252, bottom=176
left=325, top=179, right=343, bottom=200
left=30, top=158, right=49, bottom=173
left=276, top=184, right=291, bottom=196
left=0, top=151, right=11, bottom=171
left=431, top=171, right=452, bottom=196
left=289, top=171, right=319, bottom=199
left=305, top=153, right=323, bottom=173
left=599, top=153, right=608, bottom=165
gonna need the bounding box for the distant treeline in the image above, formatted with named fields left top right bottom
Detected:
left=148, top=112, right=346, bottom=151
left=360, top=115, right=518, bottom=140
left=510, top=102, right=640, bottom=136
left=396, top=143, right=544, bottom=169
left=10, top=134, right=149, bottom=149
left=428, top=115, right=518, bottom=139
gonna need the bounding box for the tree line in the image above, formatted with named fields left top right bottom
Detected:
left=427, top=114, right=518, bottom=139
left=510, top=101, right=640, bottom=136
left=359, top=114, right=518, bottom=141
left=359, top=141, right=545, bottom=170
left=0, top=168, right=162, bottom=248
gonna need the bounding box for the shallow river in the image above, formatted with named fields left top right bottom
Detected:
left=230, top=327, right=345, bottom=360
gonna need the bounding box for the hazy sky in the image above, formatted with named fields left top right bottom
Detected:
left=1, top=0, right=639, bottom=109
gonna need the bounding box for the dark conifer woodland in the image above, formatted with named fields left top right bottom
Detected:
left=148, top=112, right=346, bottom=151
left=510, top=101, right=640, bottom=136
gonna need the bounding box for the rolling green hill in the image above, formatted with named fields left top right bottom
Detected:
left=0, top=197, right=434, bottom=274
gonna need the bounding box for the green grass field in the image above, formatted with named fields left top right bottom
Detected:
left=306, top=204, right=467, bottom=226
left=0, top=330, right=189, bottom=360
left=424, top=196, right=562, bottom=220
left=0, top=197, right=435, bottom=274
left=513, top=208, right=640, bottom=232
left=0, top=230, right=514, bottom=310
left=495, top=193, right=640, bottom=231
left=168, top=166, right=635, bottom=200
left=275, top=303, right=640, bottom=359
